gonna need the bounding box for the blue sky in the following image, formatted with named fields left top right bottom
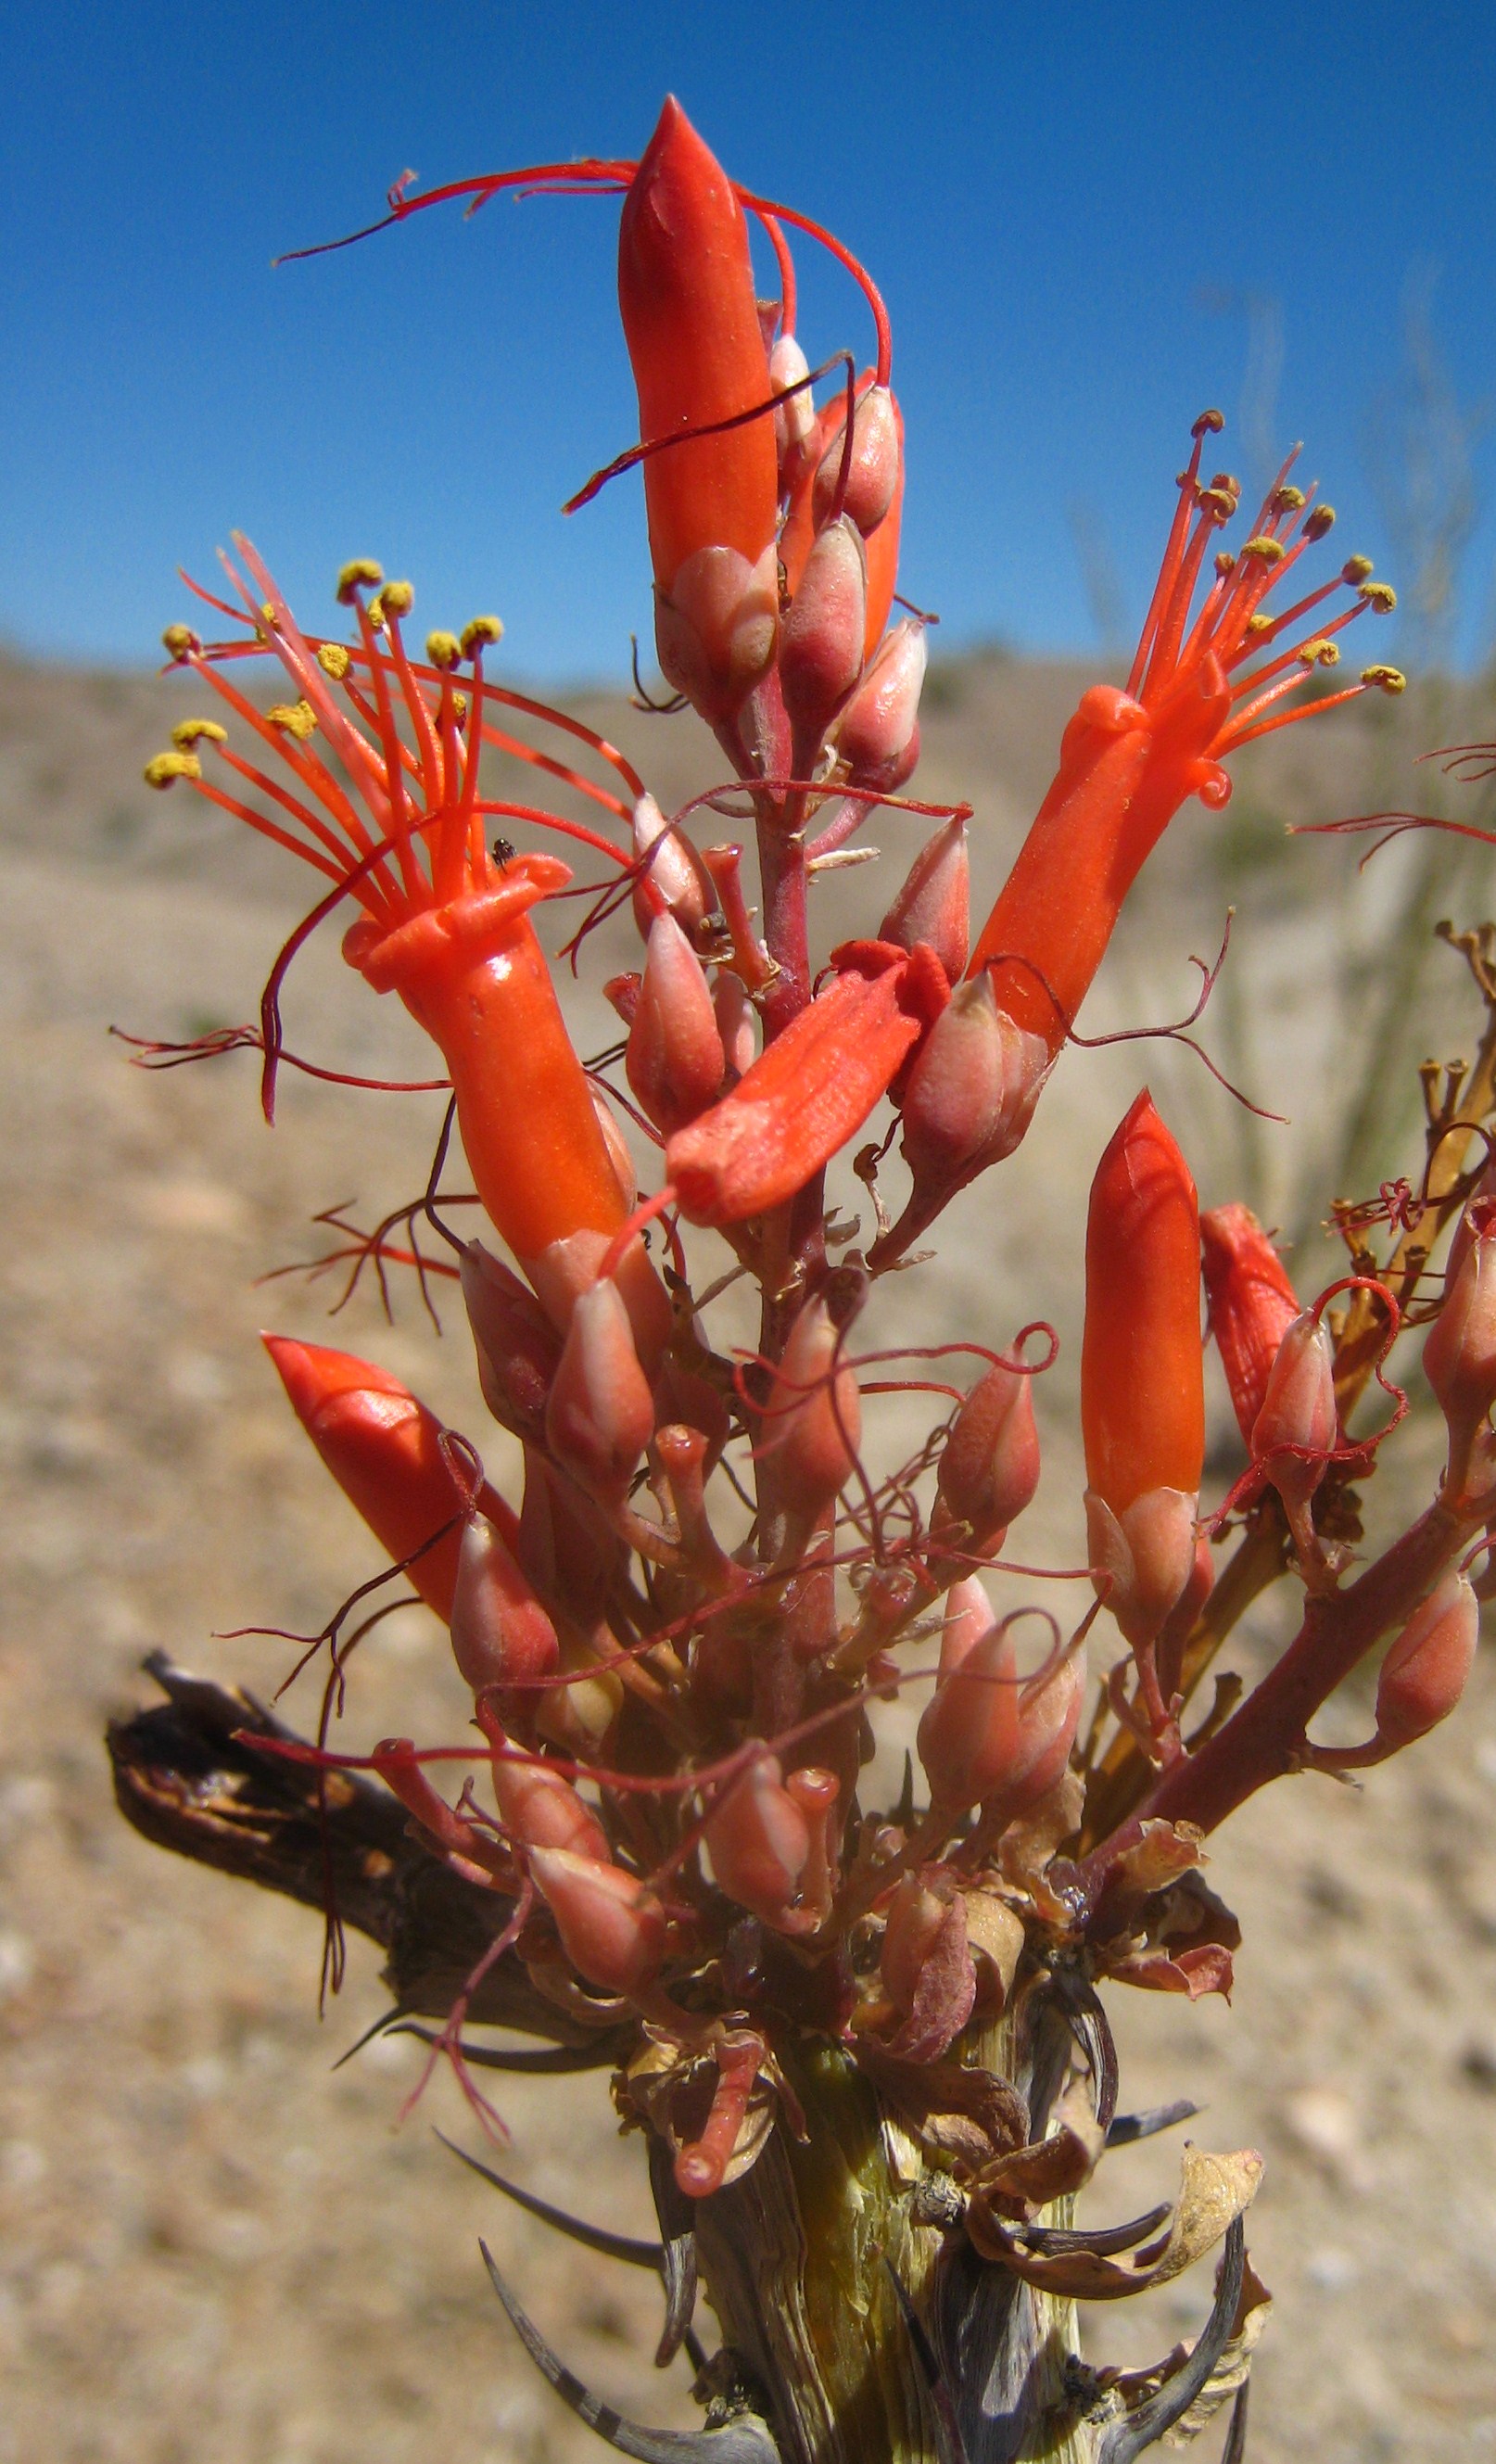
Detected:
left=5, top=0, right=1494, bottom=680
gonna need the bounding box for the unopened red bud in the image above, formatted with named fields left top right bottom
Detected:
left=780, top=514, right=868, bottom=755
left=450, top=1509, right=560, bottom=1700
left=1083, top=1091, right=1204, bottom=1520
left=938, top=1363, right=1042, bottom=1544
left=768, top=331, right=816, bottom=465
left=461, top=1242, right=562, bottom=1447
left=831, top=618, right=925, bottom=793
left=897, top=972, right=1052, bottom=1223
left=917, top=1618, right=1020, bottom=1812
left=630, top=793, right=713, bottom=940
left=1005, top=1648, right=1084, bottom=1814
left=545, top=1277, right=656, bottom=1511
left=604, top=972, right=642, bottom=1028
left=761, top=1293, right=862, bottom=1548
left=1424, top=1213, right=1496, bottom=1493
left=490, top=1745, right=610, bottom=1861
left=626, top=912, right=725, bottom=1136
left=939, top=1574, right=996, bottom=1679
left=1085, top=1485, right=1199, bottom=1645
left=812, top=381, right=901, bottom=538
left=1251, top=1309, right=1338, bottom=1512
left=1200, top=1203, right=1301, bottom=1445
left=880, top=818, right=970, bottom=985
left=1375, top=1571, right=1479, bottom=1750
left=880, top=1870, right=965, bottom=2013
left=654, top=543, right=780, bottom=722
left=862, top=402, right=906, bottom=654
left=528, top=1846, right=667, bottom=1995
left=705, top=1754, right=814, bottom=1932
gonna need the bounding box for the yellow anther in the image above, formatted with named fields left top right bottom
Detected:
left=450, top=691, right=469, bottom=723
left=1298, top=638, right=1341, bottom=668
left=461, top=615, right=504, bottom=655
left=144, top=750, right=202, bottom=789
left=1361, top=664, right=1406, bottom=693
left=316, top=641, right=351, bottom=680
left=259, top=602, right=279, bottom=630
left=1271, top=484, right=1307, bottom=515
left=1208, top=471, right=1239, bottom=497
left=1242, top=536, right=1287, bottom=565
left=425, top=629, right=463, bottom=670
left=1214, top=551, right=1236, bottom=578
left=267, top=700, right=319, bottom=741
left=337, top=558, right=384, bottom=604
left=1304, top=504, right=1336, bottom=540
left=160, top=622, right=201, bottom=660
left=1341, top=554, right=1374, bottom=585
left=380, top=579, right=414, bottom=617
left=171, top=718, right=227, bottom=747
left=1193, top=407, right=1226, bottom=437
left=1246, top=612, right=1274, bottom=637
left=1361, top=580, right=1397, bottom=614
left=1198, top=486, right=1237, bottom=523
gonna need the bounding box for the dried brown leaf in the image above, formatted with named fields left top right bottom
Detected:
left=967, top=2145, right=1263, bottom=2298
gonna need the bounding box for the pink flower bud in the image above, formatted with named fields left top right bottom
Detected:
left=630, top=792, right=713, bottom=939
left=545, top=1277, right=656, bottom=1511
left=895, top=973, right=1052, bottom=1228
left=713, top=968, right=757, bottom=1083
left=1200, top=1203, right=1301, bottom=1445
left=939, top=1574, right=996, bottom=1679
left=879, top=817, right=970, bottom=985
left=1424, top=1212, right=1496, bottom=1493
left=1375, top=1571, right=1479, bottom=1751
left=831, top=616, right=926, bottom=794
left=1085, top=1485, right=1199, bottom=1646
left=527, top=1847, right=667, bottom=1995
left=812, top=381, right=901, bottom=537
left=625, top=913, right=726, bottom=1135
left=450, top=1508, right=560, bottom=1699
left=937, top=1364, right=1042, bottom=1546
left=917, top=1618, right=1020, bottom=1811
left=768, top=332, right=817, bottom=466
left=1004, top=1647, right=1085, bottom=1814
left=490, top=1746, right=610, bottom=1861
left=704, top=1753, right=814, bottom=1932
left=880, top=1871, right=958, bottom=2013
left=761, top=1293, right=862, bottom=1551
left=654, top=542, right=780, bottom=723
left=461, top=1242, right=562, bottom=1447
left=1250, top=1309, right=1338, bottom=1513
left=603, top=972, right=642, bottom=1027
left=779, top=514, right=868, bottom=756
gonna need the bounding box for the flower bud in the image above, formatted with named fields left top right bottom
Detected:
left=1251, top=1309, right=1338, bottom=1515
left=1082, top=1092, right=1204, bottom=1535
left=625, top=912, right=725, bottom=1136
left=862, top=406, right=906, bottom=654
left=489, top=1745, right=610, bottom=1862
left=760, top=1293, right=862, bottom=1554
left=880, top=1871, right=964, bottom=2014
left=1004, top=1647, right=1085, bottom=1814
left=812, top=381, right=901, bottom=537
left=1200, top=1203, right=1301, bottom=1445
left=630, top=792, right=714, bottom=940
left=1424, top=1211, right=1496, bottom=1494
left=450, top=1509, right=560, bottom=1700
left=654, top=541, right=781, bottom=722
left=917, top=1618, right=1020, bottom=1812
left=461, top=1241, right=562, bottom=1446
left=938, top=1574, right=996, bottom=1679
left=1375, top=1571, right=1479, bottom=1751
left=831, top=618, right=925, bottom=793
left=779, top=515, right=868, bottom=756
left=768, top=331, right=817, bottom=467
left=1085, top=1485, right=1199, bottom=1646
left=880, top=817, right=970, bottom=986
left=894, top=973, right=1052, bottom=1231
left=704, top=1754, right=814, bottom=1933
left=545, top=1277, right=656, bottom=1512
left=527, top=1847, right=667, bottom=1996
left=936, top=1362, right=1042, bottom=1545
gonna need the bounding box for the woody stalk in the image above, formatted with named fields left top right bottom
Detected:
left=111, top=98, right=1495, bottom=2464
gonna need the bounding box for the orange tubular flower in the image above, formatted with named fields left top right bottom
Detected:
left=969, top=413, right=1403, bottom=1056
left=148, top=547, right=661, bottom=1340
left=1082, top=1092, right=1204, bottom=1645
left=618, top=98, right=780, bottom=717
left=263, top=1336, right=514, bottom=1621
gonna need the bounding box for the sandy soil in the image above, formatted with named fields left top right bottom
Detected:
left=4, top=642, right=1496, bottom=2461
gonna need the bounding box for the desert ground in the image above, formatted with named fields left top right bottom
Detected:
left=3, top=634, right=1496, bottom=2461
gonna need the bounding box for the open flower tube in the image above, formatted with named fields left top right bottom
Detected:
left=111, top=95, right=1496, bottom=2464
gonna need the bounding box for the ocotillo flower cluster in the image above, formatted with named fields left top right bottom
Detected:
left=128, top=96, right=1494, bottom=2464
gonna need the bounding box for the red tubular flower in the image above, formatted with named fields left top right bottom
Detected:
left=1082, top=1093, right=1204, bottom=1643
left=1200, top=1202, right=1301, bottom=1443
left=969, top=415, right=1403, bottom=1055
left=666, top=946, right=940, bottom=1226
left=619, top=99, right=780, bottom=717
left=150, top=548, right=663, bottom=1342
left=263, top=1335, right=513, bottom=1620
